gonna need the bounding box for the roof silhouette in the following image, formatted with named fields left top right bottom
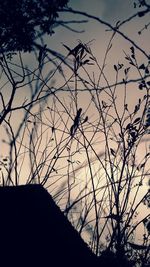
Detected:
left=0, top=184, right=100, bottom=267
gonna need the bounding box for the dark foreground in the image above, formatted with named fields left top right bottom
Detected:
left=0, top=184, right=130, bottom=267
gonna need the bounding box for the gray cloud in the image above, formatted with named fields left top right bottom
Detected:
left=70, top=0, right=133, bottom=23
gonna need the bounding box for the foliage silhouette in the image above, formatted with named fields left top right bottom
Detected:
left=0, top=0, right=68, bottom=52
left=0, top=0, right=150, bottom=266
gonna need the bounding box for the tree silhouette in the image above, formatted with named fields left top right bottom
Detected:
left=0, top=0, right=150, bottom=266
left=0, top=0, right=68, bottom=52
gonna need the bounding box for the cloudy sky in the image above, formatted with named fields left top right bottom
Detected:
left=46, top=0, right=150, bottom=236
left=44, top=0, right=149, bottom=77
left=0, top=0, right=150, bottom=246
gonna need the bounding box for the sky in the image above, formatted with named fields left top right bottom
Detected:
left=1, top=1, right=149, bottom=184
left=70, top=0, right=132, bottom=20
left=0, top=0, right=150, bottom=249
left=40, top=0, right=150, bottom=244
left=50, top=1, right=149, bottom=45
left=46, top=0, right=149, bottom=81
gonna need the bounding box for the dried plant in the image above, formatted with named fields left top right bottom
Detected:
left=0, top=1, right=150, bottom=266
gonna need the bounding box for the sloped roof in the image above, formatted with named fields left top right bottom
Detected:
left=0, top=184, right=99, bottom=266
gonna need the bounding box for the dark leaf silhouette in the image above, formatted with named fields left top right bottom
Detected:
left=145, top=152, right=150, bottom=158
left=80, top=47, right=85, bottom=59
left=63, top=44, right=74, bottom=55
left=130, top=46, right=135, bottom=54
left=134, top=104, right=140, bottom=113
left=83, top=59, right=90, bottom=65
left=51, top=126, right=55, bottom=133
left=133, top=117, right=141, bottom=124
left=110, top=148, right=116, bottom=156
left=138, top=11, right=146, bottom=17
left=83, top=116, right=88, bottom=123
left=128, top=242, right=148, bottom=250
left=70, top=108, right=82, bottom=137
left=147, top=81, right=150, bottom=86
left=139, top=63, right=145, bottom=70
left=114, top=65, right=118, bottom=72
left=104, top=213, right=121, bottom=221
left=0, top=0, right=69, bottom=52
left=140, top=162, right=146, bottom=169
left=145, top=67, right=149, bottom=74
left=126, top=123, right=132, bottom=130
left=38, top=44, right=47, bottom=65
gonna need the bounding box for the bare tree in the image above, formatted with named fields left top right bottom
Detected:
left=0, top=0, right=150, bottom=266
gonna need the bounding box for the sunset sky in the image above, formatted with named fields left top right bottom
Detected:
left=49, top=0, right=149, bottom=59
left=35, top=0, right=150, bottom=244
left=0, top=0, right=150, bottom=251
left=40, top=0, right=150, bottom=245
